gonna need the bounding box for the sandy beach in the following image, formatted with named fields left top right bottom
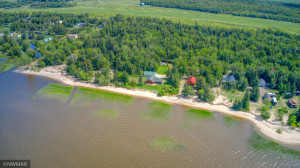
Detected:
left=15, top=65, right=300, bottom=146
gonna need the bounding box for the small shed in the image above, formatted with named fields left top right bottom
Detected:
left=296, top=90, right=300, bottom=96
left=288, top=98, right=297, bottom=108
left=259, top=78, right=267, bottom=87
left=187, top=76, right=197, bottom=86
left=144, top=71, right=156, bottom=77
left=67, top=34, right=78, bottom=39
left=145, top=75, right=164, bottom=85
left=222, top=75, right=236, bottom=84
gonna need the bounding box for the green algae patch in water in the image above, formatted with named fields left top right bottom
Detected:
left=248, top=131, right=300, bottom=156
left=186, top=109, right=214, bottom=120
left=140, top=101, right=173, bottom=122
left=223, top=116, right=242, bottom=127
left=149, top=137, right=185, bottom=152
left=37, top=84, right=73, bottom=103
left=71, top=87, right=135, bottom=107
left=180, top=109, right=214, bottom=128
left=93, top=108, right=119, bottom=119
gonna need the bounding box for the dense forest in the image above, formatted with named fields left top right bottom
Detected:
left=1, top=11, right=300, bottom=123
left=141, top=0, right=300, bottom=23
left=0, top=0, right=76, bottom=9
left=1, top=12, right=299, bottom=92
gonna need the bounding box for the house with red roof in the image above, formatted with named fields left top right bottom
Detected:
left=187, top=76, right=197, bottom=86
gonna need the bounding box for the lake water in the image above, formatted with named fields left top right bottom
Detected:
left=1, top=69, right=300, bottom=167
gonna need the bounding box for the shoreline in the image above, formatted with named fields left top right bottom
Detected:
left=14, top=65, right=300, bottom=146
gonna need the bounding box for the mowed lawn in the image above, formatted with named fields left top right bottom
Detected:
left=1, top=0, right=299, bottom=34
left=157, top=65, right=170, bottom=75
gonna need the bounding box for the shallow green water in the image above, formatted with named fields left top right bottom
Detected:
left=1, top=73, right=300, bottom=167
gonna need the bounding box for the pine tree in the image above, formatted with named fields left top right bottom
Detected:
left=242, top=90, right=250, bottom=111
left=113, top=70, right=119, bottom=82
left=291, top=82, right=296, bottom=96
left=270, top=77, right=276, bottom=89
left=138, top=74, right=144, bottom=86
left=196, top=76, right=206, bottom=90
left=250, top=86, right=260, bottom=102
left=182, top=83, right=194, bottom=97
left=121, top=71, right=129, bottom=84
left=232, top=98, right=242, bottom=111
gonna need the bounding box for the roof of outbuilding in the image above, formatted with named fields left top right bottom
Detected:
left=187, top=76, right=197, bottom=84
left=289, top=98, right=297, bottom=105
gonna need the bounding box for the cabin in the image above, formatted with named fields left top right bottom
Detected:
left=222, top=75, right=236, bottom=84
left=264, top=93, right=277, bottom=105
left=143, top=71, right=156, bottom=77
left=259, top=78, right=267, bottom=87
left=187, top=76, right=197, bottom=86
left=296, top=90, right=300, bottom=96
left=145, top=75, right=164, bottom=85
left=288, top=98, right=297, bottom=108
left=67, top=34, right=78, bottom=39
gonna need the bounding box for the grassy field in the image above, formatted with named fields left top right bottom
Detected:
left=1, top=0, right=299, bottom=34
left=157, top=65, right=170, bottom=75
left=137, top=83, right=166, bottom=92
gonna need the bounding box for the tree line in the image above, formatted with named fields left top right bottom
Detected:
left=0, top=13, right=299, bottom=100
left=0, top=0, right=76, bottom=9
left=141, top=0, right=300, bottom=23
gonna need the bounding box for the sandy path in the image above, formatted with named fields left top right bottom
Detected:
left=14, top=65, right=300, bottom=146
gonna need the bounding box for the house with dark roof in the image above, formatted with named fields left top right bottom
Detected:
left=288, top=98, right=297, bottom=108
left=187, top=76, right=197, bottom=86
left=259, top=78, right=267, bottom=87
left=143, top=71, right=156, bottom=77
left=145, top=75, right=164, bottom=85
left=222, top=75, right=236, bottom=84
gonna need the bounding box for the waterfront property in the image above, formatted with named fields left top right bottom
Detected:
left=187, top=76, right=196, bottom=86
left=288, top=98, right=297, bottom=108
left=145, top=75, right=164, bottom=84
